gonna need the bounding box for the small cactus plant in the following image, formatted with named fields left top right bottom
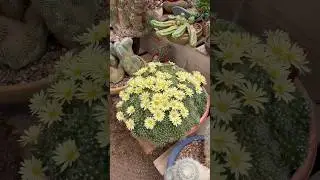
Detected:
left=165, top=158, right=210, bottom=180
left=110, top=37, right=145, bottom=84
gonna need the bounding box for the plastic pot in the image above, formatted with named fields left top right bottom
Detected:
left=167, top=135, right=205, bottom=168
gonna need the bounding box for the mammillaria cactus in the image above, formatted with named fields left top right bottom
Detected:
left=0, top=5, right=47, bottom=69
left=18, top=20, right=108, bottom=180
left=164, top=158, right=210, bottom=180
left=116, top=62, right=208, bottom=146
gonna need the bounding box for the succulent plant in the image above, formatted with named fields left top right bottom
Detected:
left=110, top=37, right=145, bottom=81
left=18, top=20, right=108, bottom=180
left=210, top=17, right=310, bottom=179
left=0, top=5, right=47, bottom=69
left=116, top=62, right=207, bottom=146
left=111, top=0, right=154, bottom=38
left=150, top=14, right=198, bottom=47
left=164, top=158, right=210, bottom=180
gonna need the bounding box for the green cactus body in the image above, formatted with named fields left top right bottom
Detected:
left=120, top=55, right=144, bottom=76
left=172, top=24, right=188, bottom=38
left=110, top=66, right=124, bottom=83
left=0, top=7, right=47, bottom=69
left=110, top=54, right=118, bottom=67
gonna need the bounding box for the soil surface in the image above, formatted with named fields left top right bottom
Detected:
left=110, top=96, right=164, bottom=180
left=0, top=40, right=67, bottom=86
left=176, top=140, right=208, bottom=167
left=110, top=76, right=130, bottom=88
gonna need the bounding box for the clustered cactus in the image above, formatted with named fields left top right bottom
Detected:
left=110, top=0, right=151, bottom=38
left=164, top=158, right=210, bottom=180
left=116, top=62, right=207, bottom=146
left=110, top=38, right=145, bottom=84
left=18, top=20, right=108, bottom=180
left=150, top=14, right=198, bottom=47
left=211, top=17, right=310, bottom=179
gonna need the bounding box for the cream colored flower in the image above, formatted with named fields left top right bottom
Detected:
left=144, top=117, right=156, bottom=129
left=283, top=43, right=310, bottom=74
left=29, top=90, right=47, bottom=115
left=116, top=101, right=123, bottom=108
left=38, top=100, right=64, bottom=127
left=116, top=111, right=125, bottom=121
left=214, top=44, right=244, bottom=66
left=212, top=158, right=227, bottom=180
left=19, top=125, right=42, bottom=147
left=19, top=156, right=47, bottom=180
left=225, top=144, right=252, bottom=180
left=125, top=118, right=135, bottom=130
left=211, top=125, right=238, bottom=153
left=263, top=61, right=290, bottom=80
left=192, top=71, right=207, bottom=85
left=126, top=106, right=135, bottom=116
left=238, top=82, right=268, bottom=114
left=215, top=69, right=245, bottom=89
left=169, top=110, right=182, bottom=126
left=246, top=44, right=270, bottom=68
left=53, top=139, right=80, bottom=172
left=272, top=77, right=296, bottom=103
left=212, top=91, right=242, bottom=124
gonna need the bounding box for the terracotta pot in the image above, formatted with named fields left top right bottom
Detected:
left=291, top=78, right=317, bottom=180
left=0, top=78, right=50, bottom=104
left=167, top=23, right=203, bottom=45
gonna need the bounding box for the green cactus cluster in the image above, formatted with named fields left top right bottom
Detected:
left=18, top=20, right=108, bottom=180
left=110, top=37, right=145, bottom=84
left=210, top=17, right=310, bottom=179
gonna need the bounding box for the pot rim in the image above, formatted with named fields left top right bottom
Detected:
left=166, top=135, right=205, bottom=168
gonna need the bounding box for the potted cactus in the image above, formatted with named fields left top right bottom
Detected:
left=110, top=37, right=146, bottom=95
left=115, top=61, right=210, bottom=153
left=17, top=23, right=109, bottom=179
left=211, top=19, right=316, bottom=179
left=165, top=122, right=210, bottom=180
left=150, top=14, right=202, bottom=47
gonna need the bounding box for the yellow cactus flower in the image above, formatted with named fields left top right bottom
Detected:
left=53, top=140, right=80, bottom=172
left=125, top=118, right=135, bottom=130
left=144, top=117, right=156, bottom=129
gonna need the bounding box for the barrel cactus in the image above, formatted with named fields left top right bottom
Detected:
left=164, top=158, right=210, bottom=180
left=116, top=62, right=208, bottom=146
left=0, top=5, right=47, bottom=69
left=18, top=20, right=108, bottom=180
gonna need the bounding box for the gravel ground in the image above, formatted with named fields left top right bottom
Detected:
left=110, top=96, right=164, bottom=180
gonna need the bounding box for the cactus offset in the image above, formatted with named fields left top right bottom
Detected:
left=110, top=65, right=124, bottom=83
